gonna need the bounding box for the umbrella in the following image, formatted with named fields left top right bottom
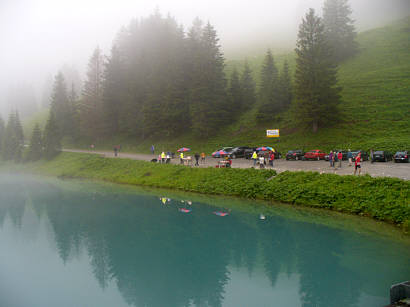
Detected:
left=177, top=147, right=191, bottom=152
left=212, top=150, right=229, bottom=157
left=256, top=146, right=274, bottom=151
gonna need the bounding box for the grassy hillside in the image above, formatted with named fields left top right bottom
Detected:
left=24, top=18, right=410, bottom=154
left=124, top=17, right=410, bottom=154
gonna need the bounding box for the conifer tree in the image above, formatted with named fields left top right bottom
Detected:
left=277, top=61, right=292, bottom=112
left=323, top=0, right=357, bottom=63
left=241, top=60, right=257, bottom=112
left=80, top=47, right=104, bottom=139
left=228, top=68, right=243, bottom=119
left=50, top=72, right=73, bottom=138
left=189, top=21, right=228, bottom=137
left=1, top=112, right=24, bottom=161
left=27, top=123, right=43, bottom=161
left=43, top=111, right=61, bottom=159
left=0, top=116, right=5, bottom=154
left=293, top=8, right=341, bottom=133
left=257, top=50, right=279, bottom=121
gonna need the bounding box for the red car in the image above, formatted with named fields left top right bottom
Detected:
left=304, top=150, right=326, bottom=160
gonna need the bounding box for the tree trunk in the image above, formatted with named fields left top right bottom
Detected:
left=312, top=121, right=318, bottom=133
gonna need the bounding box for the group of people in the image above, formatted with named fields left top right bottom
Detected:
left=179, top=152, right=206, bottom=166
left=329, top=149, right=362, bottom=175
left=251, top=151, right=275, bottom=169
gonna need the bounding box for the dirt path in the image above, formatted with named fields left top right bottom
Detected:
left=64, top=149, right=410, bottom=180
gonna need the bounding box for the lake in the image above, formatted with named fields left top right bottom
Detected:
left=0, top=174, right=409, bottom=307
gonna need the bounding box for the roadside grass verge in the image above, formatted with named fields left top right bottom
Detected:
left=7, top=152, right=409, bottom=231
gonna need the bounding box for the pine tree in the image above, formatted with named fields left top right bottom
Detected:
left=43, top=111, right=61, bottom=159
left=228, top=68, right=243, bottom=119
left=323, top=0, right=357, bottom=63
left=1, top=112, right=24, bottom=161
left=277, top=61, right=292, bottom=112
left=0, top=116, right=5, bottom=154
left=293, top=8, right=341, bottom=133
left=27, top=123, right=43, bottom=161
left=189, top=21, right=228, bottom=137
left=14, top=111, right=24, bottom=162
left=50, top=72, right=73, bottom=138
left=241, top=60, right=257, bottom=112
left=257, top=49, right=279, bottom=121
left=80, top=47, right=104, bottom=140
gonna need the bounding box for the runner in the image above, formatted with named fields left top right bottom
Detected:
left=354, top=152, right=361, bottom=175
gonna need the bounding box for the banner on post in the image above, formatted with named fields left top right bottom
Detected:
left=266, top=129, right=280, bottom=138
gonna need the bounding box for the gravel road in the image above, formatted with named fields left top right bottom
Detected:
left=64, top=149, right=410, bottom=180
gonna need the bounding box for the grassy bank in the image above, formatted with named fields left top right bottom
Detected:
left=5, top=152, right=409, bottom=230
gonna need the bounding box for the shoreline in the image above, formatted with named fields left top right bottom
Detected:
left=1, top=151, right=409, bottom=232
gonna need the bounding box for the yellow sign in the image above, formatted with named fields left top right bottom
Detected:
left=266, top=129, right=280, bottom=138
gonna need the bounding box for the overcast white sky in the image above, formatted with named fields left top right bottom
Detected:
left=0, top=0, right=409, bottom=114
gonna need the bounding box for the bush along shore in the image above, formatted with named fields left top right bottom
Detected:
left=7, top=152, right=410, bottom=231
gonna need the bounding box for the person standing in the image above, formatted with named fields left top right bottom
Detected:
left=354, top=152, right=362, bottom=175
left=114, top=146, right=118, bottom=157
left=180, top=152, right=184, bottom=164
left=161, top=151, right=166, bottom=164
left=347, top=149, right=352, bottom=166
left=194, top=153, right=200, bottom=166
left=252, top=151, right=258, bottom=166
left=269, top=151, right=275, bottom=168
left=337, top=151, right=343, bottom=168
left=200, top=152, right=206, bottom=164
left=151, top=145, right=155, bottom=155
left=329, top=151, right=334, bottom=167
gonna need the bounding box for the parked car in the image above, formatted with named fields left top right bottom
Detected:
left=351, top=150, right=369, bottom=161
left=212, top=147, right=234, bottom=158
left=372, top=150, right=393, bottom=162
left=394, top=151, right=409, bottom=163
left=324, top=150, right=348, bottom=161
left=286, top=150, right=304, bottom=160
left=304, top=150, right=326, bottom=160
left=244, top=147, right=258, bottom=159
left=227, top=146, right=252, bottom=159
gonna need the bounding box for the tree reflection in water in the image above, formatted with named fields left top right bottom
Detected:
left=0, top=175, right=409, bottom=307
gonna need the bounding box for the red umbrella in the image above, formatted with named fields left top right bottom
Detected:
left=177, top=147, right=191, bottom=152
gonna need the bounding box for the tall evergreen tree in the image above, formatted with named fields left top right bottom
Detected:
left=80, top=47, right=104, bottom=140
left=27, top=123, right=43, bottom=161
left=43, top=111, right=61, bottom=159
left=0, top=116, right=5, bottom=154
left=257, top=49, right=279, bottom=121
left=293, top=8, right=341, bottom=133
left=1, top=112, right=24, bottom=161
left=323, top=0, right=357, bottom=62
left=277, top=61, right=293, bottom=112
left=228, top=68, right=243, bottom=119
left=189, top=21, right=228, bottom=137
left=241, top=61, right=257, bottom=112
left=50, top=72, right=73, bottom=138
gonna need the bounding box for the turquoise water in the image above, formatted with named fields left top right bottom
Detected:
left=0, top=174, right=409, bottom=307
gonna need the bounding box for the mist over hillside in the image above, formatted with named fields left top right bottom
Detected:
left=0, top=0, right=409, bottom=118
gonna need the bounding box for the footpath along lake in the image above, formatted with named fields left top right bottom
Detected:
left=0, top=174, right=409, bottom=307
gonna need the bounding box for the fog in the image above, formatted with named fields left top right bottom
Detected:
left=1, top=0, right=409, bottom=118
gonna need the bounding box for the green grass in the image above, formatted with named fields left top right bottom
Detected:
left=5, top=152, right=409, bottom=230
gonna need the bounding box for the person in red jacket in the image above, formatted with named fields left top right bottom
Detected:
left=337, top=151, right=343, bottom=168
left=354, top=152, right=361, bottom=175
left=269, top=151, right=275, bottom=168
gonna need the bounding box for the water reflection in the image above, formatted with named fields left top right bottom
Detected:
left=0, top=175, right=409, bottom=307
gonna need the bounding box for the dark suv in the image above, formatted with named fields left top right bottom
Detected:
left=228, top=147, right=252, bottom=159
left=286, top=150, right=304, bottom=160
left=372, top=151, right=393, bottom=162
left=394, top=151, right=409, bottom=163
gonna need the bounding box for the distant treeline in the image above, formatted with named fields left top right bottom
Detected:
left=0, top=0, right=357, bottom=161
